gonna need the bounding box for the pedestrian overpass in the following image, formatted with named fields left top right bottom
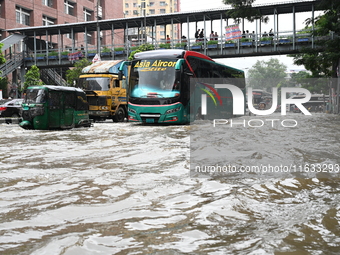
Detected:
left=0, top=0, right=325, bottom=87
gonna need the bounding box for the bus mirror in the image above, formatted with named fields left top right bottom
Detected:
left=118, top=71, right=123, bottom=80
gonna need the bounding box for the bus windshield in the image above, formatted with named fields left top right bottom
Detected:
left=78, top=77, right=110, bottom=91
left=25, top=89, right=47, bottom=104
left=129, top=58, right=179, bottom=98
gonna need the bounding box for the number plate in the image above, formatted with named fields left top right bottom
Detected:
left=146, top=118, right=154, bottom=123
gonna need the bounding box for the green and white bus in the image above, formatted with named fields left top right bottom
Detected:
left=121, top=49, right=245, bottom=124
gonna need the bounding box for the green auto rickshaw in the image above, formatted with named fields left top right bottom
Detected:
left=20, top=85, right=91, bottom=130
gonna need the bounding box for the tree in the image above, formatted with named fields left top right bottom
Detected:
left=289, top=1, right=340, bottom=78
left=66, top=58, right=92, bottom=86
left=128, top=44, right=155, bottom=60
left=23, top=65, right=44, bottom=91
left=0, top=43, right=8, bottom=97
left=0, top=43, right=5, bottom=65
left=290, top=71, right=329, bottom=94
left=0, top=76, right=8, bottom=97
left=247, top=58, right=287, bottom=91
left=222, top=0, right=268, bottom=23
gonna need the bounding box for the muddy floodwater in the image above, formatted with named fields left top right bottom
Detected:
left=1, top=113, right=340, bottom=254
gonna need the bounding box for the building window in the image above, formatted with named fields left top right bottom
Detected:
left=160, top=9, right=166, bottom=14
left=43, top=15, right=55, bottom=26
left=42, top=0, right=53, bottom=7
left=125, top=3, right=129, bottom=8
left=160, top=1, right=166, bottom=6
left=84, top=8, right=92, bottom=21
left=16, top=6, right=30, bottom=26
left=64, top=0, right=75, bottom=16
left=124, top=10, right=129, bottom=16
left=133, top=10, right=138, bottom=15
left=86, top=32, right=93, bottom=45
left=149, top=9, right=155, bottom=14
left=133, top=3, right=138, bottom=7
left=149, top=2, right=155, bottom=7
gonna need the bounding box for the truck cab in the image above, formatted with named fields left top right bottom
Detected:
left=78, top=60, right=128, bottom=122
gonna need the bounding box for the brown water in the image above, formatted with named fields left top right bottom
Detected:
left=1, top=113, right=340, bottom=254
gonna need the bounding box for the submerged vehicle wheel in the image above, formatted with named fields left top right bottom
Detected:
left=113, top=107, right=126, bottom=122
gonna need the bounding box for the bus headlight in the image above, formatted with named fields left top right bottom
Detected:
left=128, top=108, right=136, bottom=114
left=101, top=106, right=109, bottom=110
left=165, top=107, right=181, bottom=115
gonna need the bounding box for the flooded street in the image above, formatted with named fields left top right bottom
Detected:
left=1, top=113, right=340, bottom=254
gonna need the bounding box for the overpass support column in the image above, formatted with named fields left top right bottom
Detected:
left=312, top=4, right=315, bottom=48
left=154, top=19, right=157, bottom=47
left=125, top=22, right=129, bottom=59
left=255, top=19, right=258, bottom=52
left=34, top=31, right=37, bottom=66
left=111, top=24, right=115, bottom=60
left=220, top=13, right=223, bottom=55
left=293, top=5, right=296, bottom=50
left=187, top=16, right=190, bottom=49
left=203, top=14, right=206, bottom=55
left=274, top=8, right=277, bottom=51
left=171, top=18, right=174, bottom=48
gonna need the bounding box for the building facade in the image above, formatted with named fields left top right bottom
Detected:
left=0, top=0, right=124, bottom=98
left=123, top=0, right=180, bottom=43
left=0, top=0, right=124, bottom=51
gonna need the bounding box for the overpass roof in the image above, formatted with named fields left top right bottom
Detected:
left=6, top=0, right=322, bottom=37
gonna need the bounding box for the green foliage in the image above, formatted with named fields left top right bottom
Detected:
left=260, top=37, right=272, bottom=41
left=222, top=0, right=268, bottom=23
left=0, top=43, right=5, bottom=65
left=240, top=38, right=250, bottom=42
left=175, top=42, right=186, bottom=47
left=0, top=43, right=7, bottom=95
left=247, top=58, right=287, bottom=91
left=66, top=58, right=92, bottom=86
left=102, top=47, right=110, bottom=53
left=289, top=1, right=340, bottom=78
left=290, top=71, right=328, bottom=94
left=114, top=47, right=125, bottom=51
left=159, top=43, right=171, bottom=49
left=0, top=76, right=8, bottom=97
left=207, top=40, right=218, bottom=45
left=128, top=44, right=155, bottom=60
left=23, top=65, right=44, bottom=91
left=48, top=51, right=58, bottom=56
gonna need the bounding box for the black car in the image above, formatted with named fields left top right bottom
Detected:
left=0, top=99, right=24, bottom=117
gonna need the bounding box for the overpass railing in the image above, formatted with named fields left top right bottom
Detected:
left=23, top=29, right=328, bottom=65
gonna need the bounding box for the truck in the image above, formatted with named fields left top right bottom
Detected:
left=78, top=60, right=128, bottom=122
